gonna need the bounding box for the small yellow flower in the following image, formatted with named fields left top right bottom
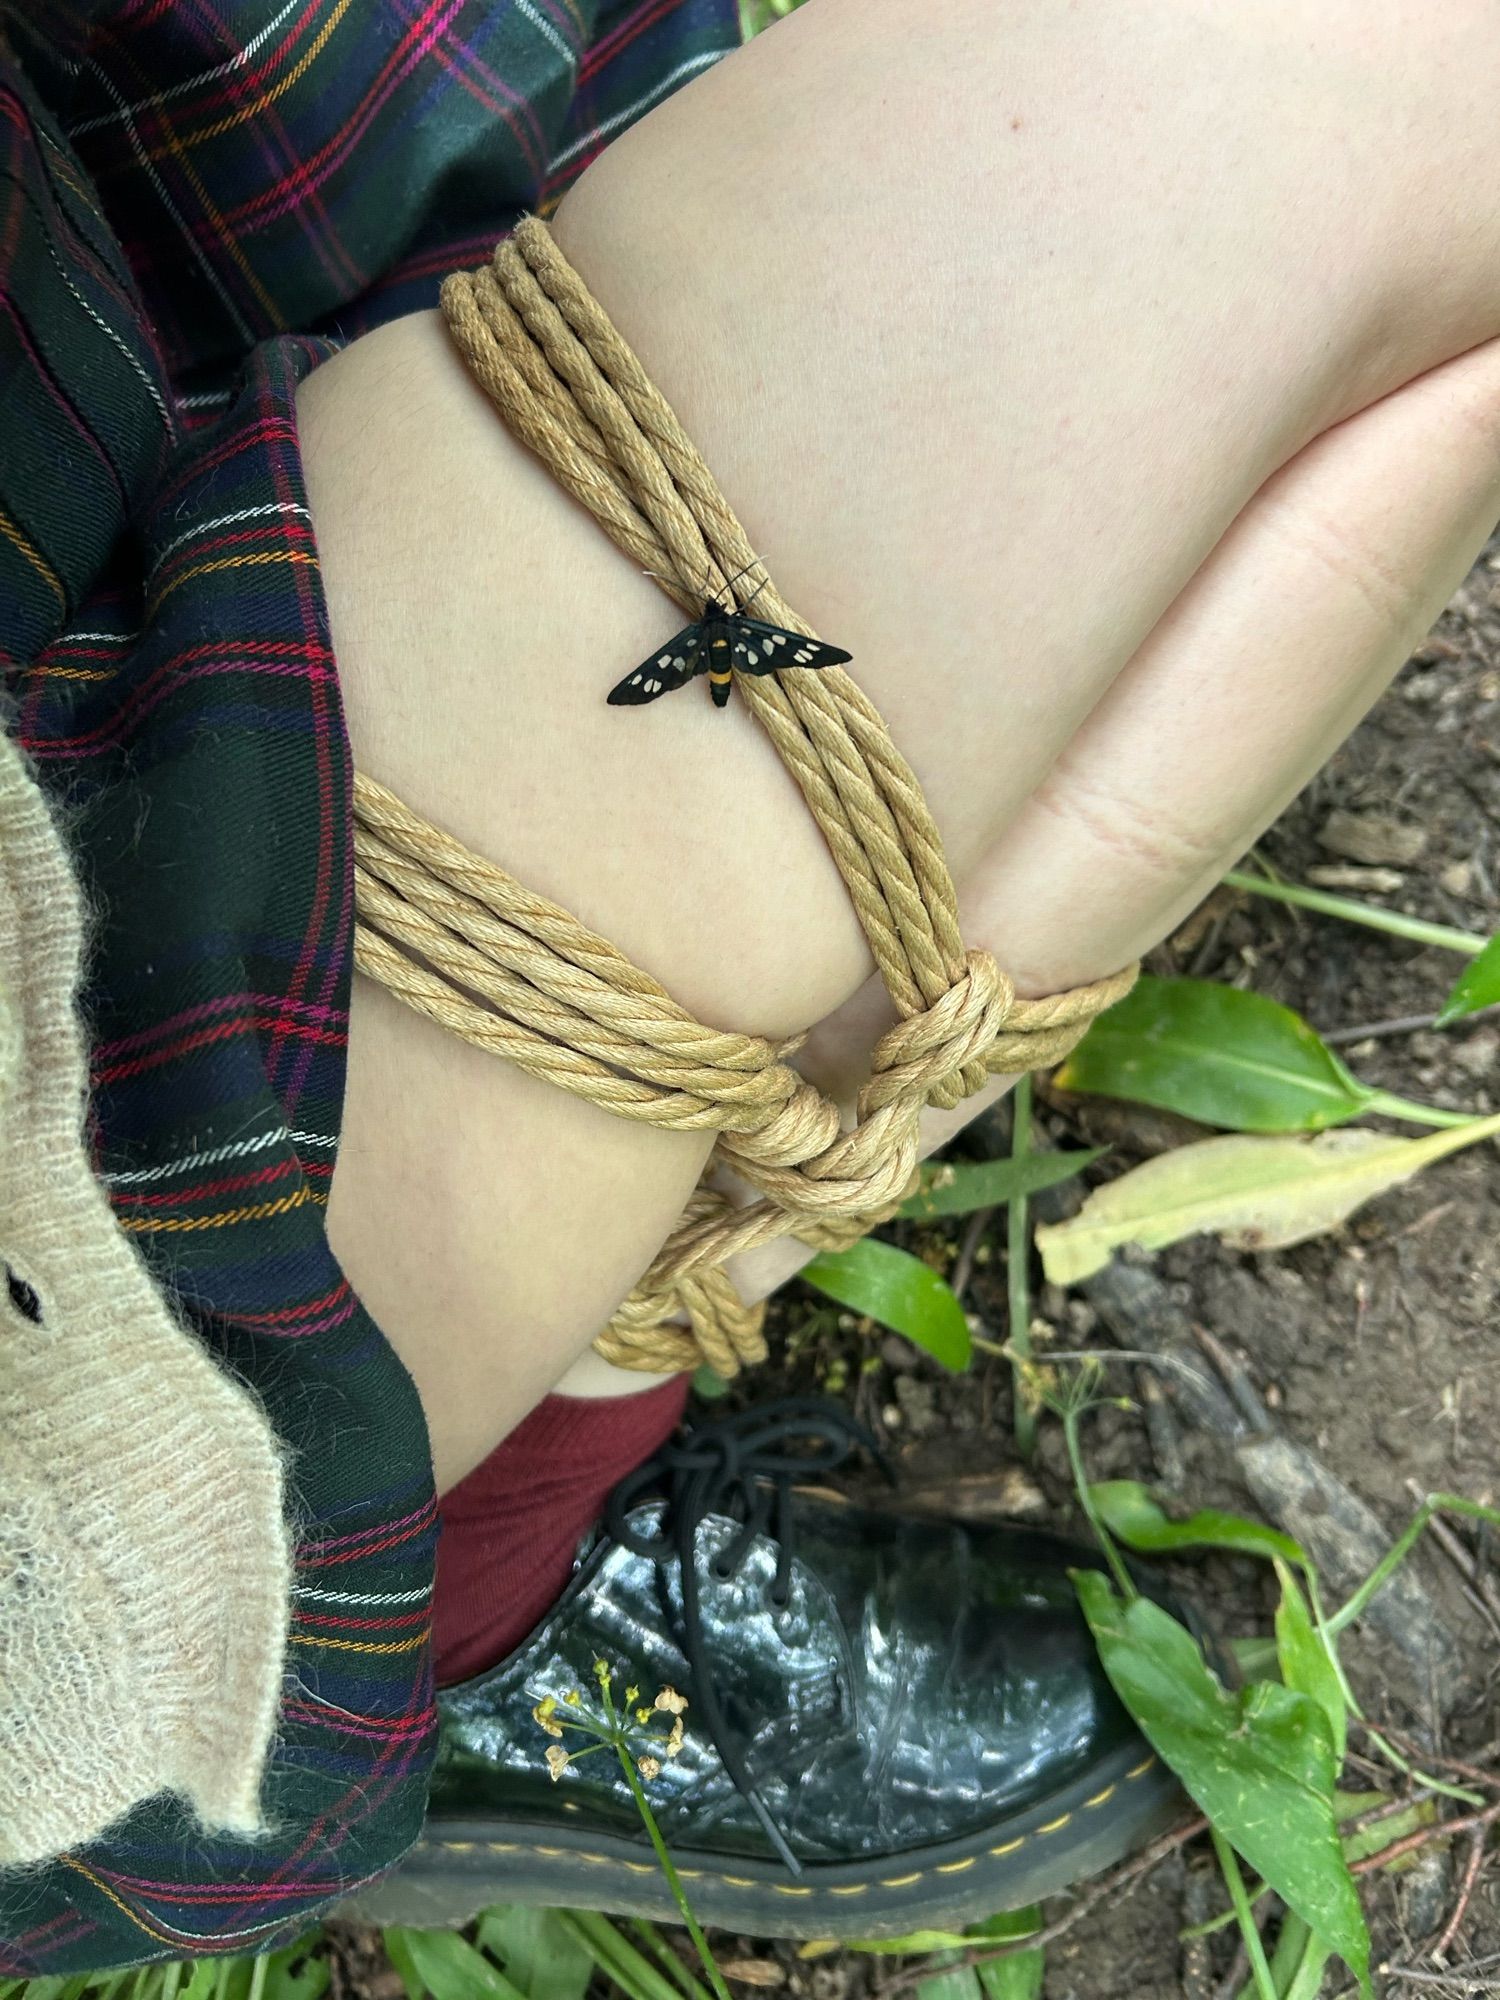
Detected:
left=635, top=1706, right=653, bottom=1727
left=545, top=1745, right=570, bottom=1782
left=625, top=1685, right=641, bottom=1704
left=654, top=1686, right=688, bottom=1716
left=665, top=1717, right=685, bottom=1759
left=637, top=1755, right=661, bottom=1781
left=594, top=1659, right=614, bottom=1686
left=532, top=1697, right=564, bottom=1740
left=564, top=1689, right=583, bottom=1707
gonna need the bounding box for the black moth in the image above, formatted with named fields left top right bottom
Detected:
left=607, top=560, right=852, bottom=710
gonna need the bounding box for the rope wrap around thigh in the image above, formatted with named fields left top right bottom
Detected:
left=347, top=215, right=1136, bottom=1378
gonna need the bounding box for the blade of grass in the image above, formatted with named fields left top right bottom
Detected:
left=1008, top=1075, right=1036, bottom=1457
left=1223, top=870, right=1485, bottom=955
left=555, top=1911, right=693, bottom=2000
left=1210, top=1831, right=1277, bottom=2000
left=625, top=1922, right=714, bottom=2000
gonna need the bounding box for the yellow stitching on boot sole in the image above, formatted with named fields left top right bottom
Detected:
left=423, top=1744, right=1161, bottom=1891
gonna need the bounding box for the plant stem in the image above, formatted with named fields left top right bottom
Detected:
left=1224, top=870, right=1486, bottom=956
left=627, top=1919, right=714, bottom=2000
left=247, top=1958, right=268, bottom=2000
left=1210, top=1830, right=1278, bottom=2000
left=1062, top=1403, right=1137, bottom=1602
left=1328, top=1495, right=1500, bottom=1635
left=614, top=1746, right=733, bottom=2000
left=1362, top=1089, right=1480, bottom=1130
left=1009, top=1073, right=1037, bottom=1458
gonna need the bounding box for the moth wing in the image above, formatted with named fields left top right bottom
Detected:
left=606, top=626, right=706, bottom=705
left=730, top=617, right=853, bottom=674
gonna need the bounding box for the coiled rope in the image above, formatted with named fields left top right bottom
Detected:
left=348, top=215, right=1136, bottom=1378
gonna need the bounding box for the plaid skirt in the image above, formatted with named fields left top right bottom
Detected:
left=0, top=0, right=741, bottom=1973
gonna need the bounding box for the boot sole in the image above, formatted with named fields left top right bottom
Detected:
left=336, top=1741, right=1184, bottom=1940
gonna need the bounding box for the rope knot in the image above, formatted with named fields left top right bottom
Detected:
left=337, top=219, right=1156, bottom=1380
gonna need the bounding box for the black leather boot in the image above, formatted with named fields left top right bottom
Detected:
left=346, top=1398, right=1186, bottom=1939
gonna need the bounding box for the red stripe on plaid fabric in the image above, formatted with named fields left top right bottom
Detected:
left=155, top=0, right=549, bottom=238
left=579, top=0, right=693, bottom=80
left=299, top=1496, right=441, bottom=1560
left=90, top=984, right=343, bottom=1059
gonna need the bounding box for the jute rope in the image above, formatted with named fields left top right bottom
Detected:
left=347, top=215, right=1137, bottom=1378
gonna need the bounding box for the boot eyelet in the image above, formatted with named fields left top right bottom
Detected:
left=765, top=1586, right=791, bottom=1613
left=709, top=1554, right=735, bottom=1583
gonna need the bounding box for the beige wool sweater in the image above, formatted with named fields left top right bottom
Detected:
left=0, top=719, right=296, bottom=1868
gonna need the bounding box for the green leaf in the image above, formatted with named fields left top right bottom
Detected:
left=914, top=1966, right=981, bottom=2000
left=1436, top=930, right=1500, bottom=1026
left=1072, top=1573, right=1370, bottom=1997
left=1274, top=1560, right=1347, bottom=1766
left=258, top=1943, right=330, bottom=2000
left=474, top=1909, right=591, bottom=2000
left=1034, top=1115, right=1500, bottom=1284
left=1090, top=1482, right=1306, bottom=1567
left=1057, top=976, right=1374, bottom=1132
left=897, top=1149, right=1106, bottom=1219
left=977, top=1956, right=1043, bottom=2000
left=969, top=1913, right=1045, bottom=2000
left=383, top=1931, right=527, bottom=2000
left=844, top=1913, right=1040, bottom=1959
left=801, top=1238, right=971, bottom=1371
left=178, top=1969, right=221, bottom=2000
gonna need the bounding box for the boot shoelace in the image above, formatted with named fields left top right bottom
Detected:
left=604, top=1395, right=893, bottom=1876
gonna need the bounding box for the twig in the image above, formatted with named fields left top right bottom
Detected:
left=950, top=1203, right=997, bottom=1304
left=1350, top=1798, right=1500, bottom=1879
left=1431, top=1830, right=1490, bottom=1964
left=1369, top=1723, right=1500, bottom=1796
left=1322, top=1002, right=1500, bottom=1046
left=1381, top=1969, right=1500, bottom=1993
left=1191, top=1323, right=1274, bottom=1434
left=883, top=1813, right=1209, bottom=1997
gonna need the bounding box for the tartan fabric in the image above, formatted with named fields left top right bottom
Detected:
left=0, top=0, right=741, bottom=1974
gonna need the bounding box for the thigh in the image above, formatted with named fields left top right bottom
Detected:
left=304, top=0, right=1500, bottom=1488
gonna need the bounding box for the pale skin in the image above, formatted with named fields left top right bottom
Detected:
left=299, top=0, right=1500, bottom=1496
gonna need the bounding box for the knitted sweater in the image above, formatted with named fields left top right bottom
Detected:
left=0, top=717, right=294, bottom=1865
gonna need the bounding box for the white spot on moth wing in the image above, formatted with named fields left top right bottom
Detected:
left=645, top=679, right=660, bottom=692
left=658, top=655, right=671, bottom=666
left=672, top=656, right=684, bottom=669
left=794, top=648, right=813, bottom=663
left=744, top=648, right=759, bottom=665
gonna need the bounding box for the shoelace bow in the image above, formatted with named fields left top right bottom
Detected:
left=604, top=1395, right=894, bottom=1876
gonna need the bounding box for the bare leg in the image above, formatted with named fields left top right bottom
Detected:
left=302, top=0, right=1500, bottom=1489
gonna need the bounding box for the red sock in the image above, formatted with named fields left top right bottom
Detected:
left=433, top=1375, right=691, bottom=1688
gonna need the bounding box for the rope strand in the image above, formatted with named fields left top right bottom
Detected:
left=344, top=216, right=1137, bottom=1376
